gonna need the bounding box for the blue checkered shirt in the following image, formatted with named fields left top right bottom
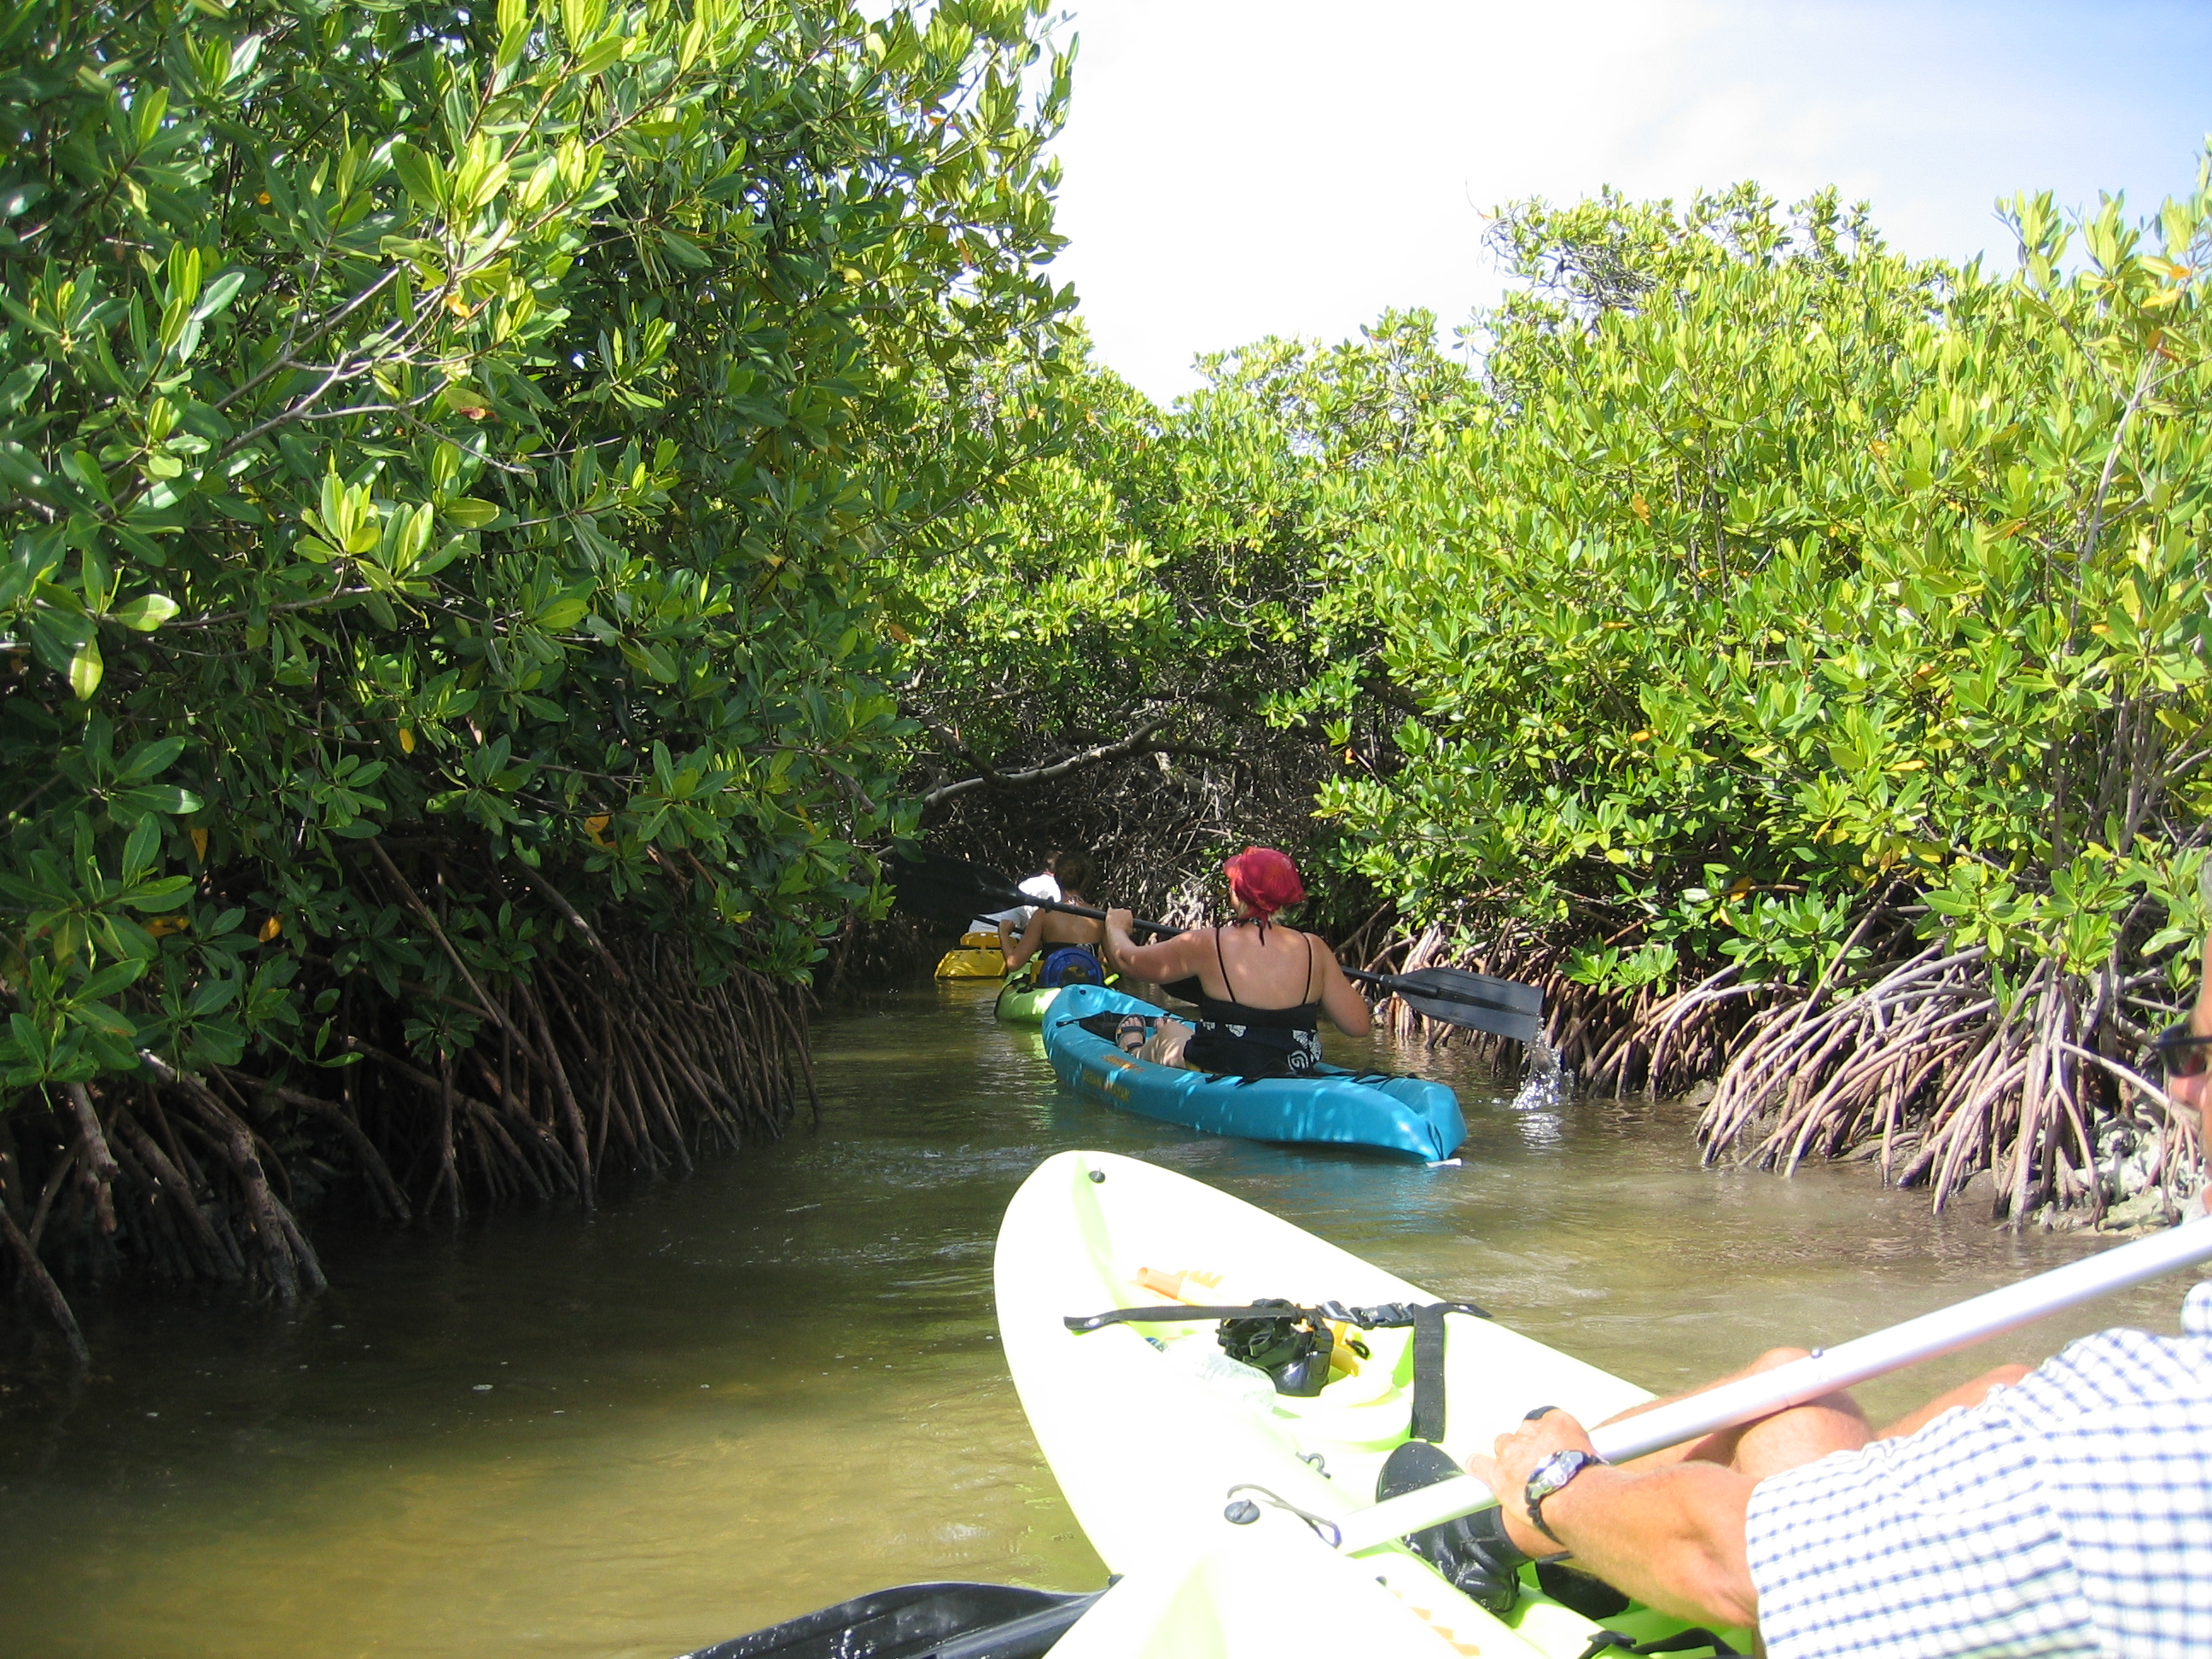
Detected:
left=1744, top=1280, right=2212, bottom=1658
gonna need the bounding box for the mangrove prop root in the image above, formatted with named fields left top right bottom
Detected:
left=59, top=1083, right=120, bottom=1236
left=1372, top=927, right=2198, bottom=1224
left=2, top=898, right=808, bottom=1352
left=0, top=1198, right=89, bottom=1365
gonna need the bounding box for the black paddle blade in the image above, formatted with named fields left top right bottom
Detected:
left=679, top=1581, right=1099, bottom=1659
left=882, top=851, right=1027, bottom=929
left=1385, top=966, right=1544, bottom=1043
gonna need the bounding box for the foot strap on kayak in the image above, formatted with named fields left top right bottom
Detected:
left=1377, top=1437, right=1531, bottom=1615
left=1574, top=1628, right=1744, bottom=1659
left=1063, top=1297, right=1490, bottom=1334
left=1407, top=1301, right=1452, bottom=1441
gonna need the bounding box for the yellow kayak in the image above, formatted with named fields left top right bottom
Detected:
left=934, top=929, right=1007, bottom=979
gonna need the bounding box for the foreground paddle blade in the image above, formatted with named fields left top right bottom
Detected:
left=1410, top=966, right=1542, bottom=1016
left=1389, top=972, right=1544, bottom=1043
left=883, top=851, right=1026, bottom=928
left=679, top=1581, right=1098, bottom=1659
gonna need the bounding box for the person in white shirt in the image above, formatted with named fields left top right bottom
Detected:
left=978, top=866, right=1060, bottom=956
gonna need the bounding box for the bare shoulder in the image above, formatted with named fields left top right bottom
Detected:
left=1303, top=929, right=1348, bottom=971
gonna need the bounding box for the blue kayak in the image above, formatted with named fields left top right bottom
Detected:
left=1039, top=984, right=1466, bottom=1161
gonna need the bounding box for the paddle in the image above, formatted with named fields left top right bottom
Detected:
left=1329, top=1215, right=2212, bottom=1556
left=679, top=1580, right=1101, bottom=1659
left=885, top=851, right=1545, bottom=1042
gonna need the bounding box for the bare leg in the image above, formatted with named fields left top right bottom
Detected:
left=1139, top=1016, right=1195, bottom=1068
left=1600, top=1348, right=1872, bottom=1481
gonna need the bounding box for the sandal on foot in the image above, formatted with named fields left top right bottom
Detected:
left=1115, top=1016, right=1149, bottom=1055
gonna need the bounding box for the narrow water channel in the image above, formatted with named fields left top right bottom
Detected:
left=0, top=980, right=2189, bottom=1659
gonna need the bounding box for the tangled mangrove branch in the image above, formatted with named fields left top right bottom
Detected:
left=1690, top=945, right=2202, bottom=1223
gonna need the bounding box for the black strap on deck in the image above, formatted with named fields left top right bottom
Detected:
left=1063, top=1298, right=1488, bottom=1335
left=1575, top=1628, right=1744, bottom=1659
left=1065, top=1297, right=1490, bottom=1441
left=1410, top=1301, right=1450, bottom=1441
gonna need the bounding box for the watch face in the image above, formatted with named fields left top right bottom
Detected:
left=1531, top=1450, right=1589, bottom=1497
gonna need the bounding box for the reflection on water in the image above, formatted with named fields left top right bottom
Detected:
left=0, top=980, right=2192, bottom=1658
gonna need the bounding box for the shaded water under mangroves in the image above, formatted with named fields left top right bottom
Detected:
left=0, top=980, right=2192, bottom=1659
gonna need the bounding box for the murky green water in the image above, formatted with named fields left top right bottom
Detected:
left=0, top=980, right=2189, bottom=1658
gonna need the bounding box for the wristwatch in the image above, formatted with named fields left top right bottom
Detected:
left=1524, top=1448, right=1605, bottom=1545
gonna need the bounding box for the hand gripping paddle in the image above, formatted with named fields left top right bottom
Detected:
left=1330, top=1215, right=2212, bottom=1555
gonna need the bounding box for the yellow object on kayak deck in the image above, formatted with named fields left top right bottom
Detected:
left=935, top=932, right=1007, bottom=979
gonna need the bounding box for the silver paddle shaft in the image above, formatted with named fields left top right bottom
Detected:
left=1334, top=1216, right=2212, bottom=1555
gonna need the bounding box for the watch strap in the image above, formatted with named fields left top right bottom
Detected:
left=1525, top=1449, right=1603, bottom=1545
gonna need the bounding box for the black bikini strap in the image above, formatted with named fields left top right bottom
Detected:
left=1214, top=926, right=1237, bottom=1004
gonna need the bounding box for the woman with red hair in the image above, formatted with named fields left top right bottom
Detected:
left=1102, top=847, right=1370, bottom=1076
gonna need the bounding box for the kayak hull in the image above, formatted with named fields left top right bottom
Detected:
left=1039, top=983, right=1465, bottom=1161
left=997, top=1150, right=1754, bottom=1659
left=683, top=1583, right=1097, bottom=1659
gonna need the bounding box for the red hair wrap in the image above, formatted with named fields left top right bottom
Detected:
left=1224, top=847, right=1306, bottom=919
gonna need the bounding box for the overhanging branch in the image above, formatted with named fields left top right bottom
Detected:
left=922, top=717, right=1195, bottom=806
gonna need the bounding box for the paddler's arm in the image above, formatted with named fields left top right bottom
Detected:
left=1464, top=1412, right=1760, bottom=1633
left=1002, top=911, right=1044, bottom=972
left=1314, top=946, right=1371, bottom=1036
left=1104, top=908, right=1198, bottom=983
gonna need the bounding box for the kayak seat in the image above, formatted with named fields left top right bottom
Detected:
left=1068, top=1014, right=1303, bottom=1088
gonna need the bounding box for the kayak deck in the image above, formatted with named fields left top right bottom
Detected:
left=998, top=1150, right=1755, bottom=1659
left=1039, top=983, right=1465, bottom=1161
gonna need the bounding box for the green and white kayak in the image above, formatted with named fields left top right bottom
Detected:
left=993, top=974, right=1061, bottom=1025
left=997, top=1150, right=1754, bottom=1659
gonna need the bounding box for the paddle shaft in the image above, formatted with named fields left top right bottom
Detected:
left=1331, top=1216, right=2212, bottom=1555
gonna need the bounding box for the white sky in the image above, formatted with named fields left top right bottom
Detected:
left=1041, top=0, right=2212, bottom=402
